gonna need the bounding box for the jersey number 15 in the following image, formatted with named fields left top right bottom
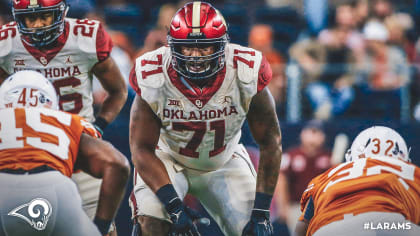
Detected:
left=0, top=109, right=71, bottom=160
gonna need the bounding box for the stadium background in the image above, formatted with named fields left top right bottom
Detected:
left=1, top=0, right=420, bottom=235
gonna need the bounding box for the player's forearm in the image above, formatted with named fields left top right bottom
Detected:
left=247, top=88, right=282, bottom=194
left=132, top=150, right=172, bottom=192
left=96, top=87, right=127, bottom=123
left=256, top=140, right=282, bottom=194
left=0, top=67, right=9, bottom=84
left=96, top=156, right=130, bottom=220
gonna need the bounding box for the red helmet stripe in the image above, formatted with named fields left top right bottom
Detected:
left=192, top=1, right=201, bottom=33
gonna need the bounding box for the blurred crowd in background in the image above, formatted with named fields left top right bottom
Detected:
left=1, top=0, right=418, bottom=122
left=2, top=0, right=420, bottom=235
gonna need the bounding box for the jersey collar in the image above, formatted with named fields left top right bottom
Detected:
left=21, top=21, right=70, bottom=67
left=168, top=64, right=226, bottom=109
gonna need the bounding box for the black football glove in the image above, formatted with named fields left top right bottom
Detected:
left=166, top=197, right=207, bottom=236
left=241, top=209, right=274, bottom=236
left=155, top=184, right=209, bottom=236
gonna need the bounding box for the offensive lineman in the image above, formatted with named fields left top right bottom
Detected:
left=296, top=126, right=420, bottom=236
left=129, top=2, right=282, bottom=236
left=0, top=1, right=128, bottom=235
left=0, top=70, right=130, bottom=235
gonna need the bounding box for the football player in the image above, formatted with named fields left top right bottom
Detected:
left=129, top=2, right=282, bottom=236
left=296, top=126, right=420, bottom=236
left=0, top=70, right=130, bottom=236
left=0, top=1, right=128, bottom=235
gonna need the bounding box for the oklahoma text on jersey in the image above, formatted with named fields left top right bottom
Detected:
left=130, top=43, right=272, bottom=171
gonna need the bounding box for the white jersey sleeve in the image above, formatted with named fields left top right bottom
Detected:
left=0, top=22, right=18, bottom=72
left=130, top=46, right=172, bottom=111
left=226, top=43, right=263, bottom=84
left=129, top=43, right=271, bottom=171
left=224, top=43, right=264, bottom=112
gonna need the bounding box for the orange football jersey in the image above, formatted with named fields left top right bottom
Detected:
left=299, top=156, right=420, bottom=236
left=0, top=107, right=97, bottom=177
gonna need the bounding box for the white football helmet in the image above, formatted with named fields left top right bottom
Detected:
left=0, top=70, right=58, bottom=110
left=345, top=126, right=410, bottom=162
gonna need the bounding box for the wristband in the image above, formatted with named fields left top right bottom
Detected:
left=93, top=216, right=112, bottom=235
left=155, top=184, right=182, bottom=213
left=94, top=117, right=109, bottom=131
left=253, top=192, right=273, bottom=211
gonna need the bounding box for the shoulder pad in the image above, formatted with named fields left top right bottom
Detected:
left=225, top=43, right=262, bottom=84
left=68, top=18, right=101, bottom=55
left=0, top=22, right=18, bottom=58
left=134, top=46, right=170, bottom=89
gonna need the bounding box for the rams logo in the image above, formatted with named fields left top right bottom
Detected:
left=8, top=198, right=52, bottom=231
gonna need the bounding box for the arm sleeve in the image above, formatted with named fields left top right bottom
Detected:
left=257, top=55, right=273, bottom=92
left=129, top=66, right=141, bottom=96
left=96, top=22, right=113, bottom=62
left=299, top=196, right=315, bottom=222
left=298, top=177, right=318, bottom=221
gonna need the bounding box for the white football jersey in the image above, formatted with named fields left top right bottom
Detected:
left=0, top=18, right=113, bottom=122
left=131, top=44, right=268, bottom=171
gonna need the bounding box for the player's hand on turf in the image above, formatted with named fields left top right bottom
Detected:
left=241, top=209, right=274, bottom=236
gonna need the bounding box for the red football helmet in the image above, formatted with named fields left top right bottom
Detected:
left=167, top=1, right=229, bottom=80
left=12, top=0, right=69, bottom=47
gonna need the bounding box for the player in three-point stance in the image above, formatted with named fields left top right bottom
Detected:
left=129, top=2, right=282, bottom=236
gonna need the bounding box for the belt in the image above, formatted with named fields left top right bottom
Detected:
left=0, top=165, right=56, bottom=174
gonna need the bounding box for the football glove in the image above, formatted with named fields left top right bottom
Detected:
left=155, top=184, right=207, bottom=236
left=166, top=197, right=205, bottom=236
left=241, top=209, right=273, bottom=236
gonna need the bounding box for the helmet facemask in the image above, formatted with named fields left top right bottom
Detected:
left=13, top=2, right=68, bottom=48
left=168, top=34, right=229, bottom=80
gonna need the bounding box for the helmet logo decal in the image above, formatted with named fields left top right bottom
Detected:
left=393, top=142, right=400, bottom=156
left=365, top=138, right=371, bottom=148
left=8, top=198, right=52, bottom=231
left=192, top=1, right=201, bottom=33
left=14, top=0, right=21, bottom=5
